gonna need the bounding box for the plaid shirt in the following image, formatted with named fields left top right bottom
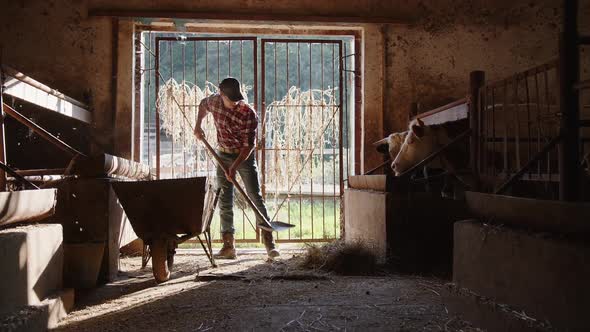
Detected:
left=199, top=94, right=258, bottom=149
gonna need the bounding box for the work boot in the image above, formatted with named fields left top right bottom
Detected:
left=262, top=231, right=280, bottom=258
left=214, top=233, right=236, bottom=259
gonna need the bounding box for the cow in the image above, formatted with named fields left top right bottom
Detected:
left=374, top=130, right=445, bottom=192
left=390, top=118, right=471, bottom=198
left=373, top=131, right=408, bottom=170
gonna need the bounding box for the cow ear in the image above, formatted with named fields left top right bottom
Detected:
left=372, top=137, right=388, bottom=146
left=411, top=124, right=425, bottom=138
left=373, top=137, right=389, bottom=153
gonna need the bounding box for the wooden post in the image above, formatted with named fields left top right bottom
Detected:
left=558, top=0, right=580, bottom=201
left=0, top=61, right=6, bottom=191
left=469, top=71, right=485, bottom=191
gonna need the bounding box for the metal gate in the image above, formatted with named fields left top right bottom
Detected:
left=138, top=32, right=349, bottom=243
left=260, top=39, right=344, bottom=242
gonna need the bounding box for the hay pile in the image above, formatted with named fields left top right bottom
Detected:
left=301, top=240, right=379, bottom=276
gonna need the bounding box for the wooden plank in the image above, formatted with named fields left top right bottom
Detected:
left=559, top=1, right=581, bottom=201
left=114, top=19, right=135, bottom=159
left=2, top=66, right=91, bottom=124
left=0, top=68, right=6, bottom=191
left=0, top=189, right=57, bottom=226
left=88, top=9, right=413, bottom=24
left=348, top=175, right=386, bottom=191
left=15, top=168, right=65, bottom=176
left=413, top=98, right=468, bottom=125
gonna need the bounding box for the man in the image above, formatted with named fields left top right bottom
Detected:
left=194, top=77, right=279, bottom=259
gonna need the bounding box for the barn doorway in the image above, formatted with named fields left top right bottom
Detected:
left=135, top=31, right=355, bottom=244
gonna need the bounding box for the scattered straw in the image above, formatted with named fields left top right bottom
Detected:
left=301, top=240, right=379, bottom=276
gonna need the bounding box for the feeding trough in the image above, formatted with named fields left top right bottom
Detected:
left=112, top=177, right=220, bottom=283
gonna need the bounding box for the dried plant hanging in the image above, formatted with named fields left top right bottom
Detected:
left=156, top=79, right=219, bottom=149
left=262, top=86, right=340, bottom=216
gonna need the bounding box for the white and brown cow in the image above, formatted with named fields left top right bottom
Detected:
left=391, top=118, right=469, bottom=176
left=373, top=131, right=408, bottom=168
left=389, top=118, right=471, bottom=198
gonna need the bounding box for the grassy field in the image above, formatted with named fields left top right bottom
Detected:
left=181, top=197, right=341, bottom=248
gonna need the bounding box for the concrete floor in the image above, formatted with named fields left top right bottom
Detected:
left=54, top=251, right=479, bottom=332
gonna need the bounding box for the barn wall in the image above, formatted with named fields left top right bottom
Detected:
left=0, top=1, right=114, bottom=153
left=0, top=0, right=392, bottom=166
left=1, top=0, right=585, bottom=171
left=384, top=0, right=566, bottom=134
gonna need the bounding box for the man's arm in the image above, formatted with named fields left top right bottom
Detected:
left=194, top=99, right=208, bottom=140
left=225, top=145, right=255, bottom=182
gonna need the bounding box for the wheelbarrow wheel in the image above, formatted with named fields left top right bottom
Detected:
left=151, top=238, right=170, bottom=283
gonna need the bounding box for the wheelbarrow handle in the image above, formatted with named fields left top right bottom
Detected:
left=199, top=137, right=275, bottom=232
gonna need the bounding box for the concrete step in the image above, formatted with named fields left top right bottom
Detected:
left=0, top=224, right=63, bottom=315
left=0, top=288, right=75, bottom=332
left=43, top=288, right=75, bottom=329
left=453, top=220, right=590, bottom=331
left=443, top=283, right=556, bottom=332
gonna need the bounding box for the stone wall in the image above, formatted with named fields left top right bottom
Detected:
left=384, top=0, right=565, bottom=134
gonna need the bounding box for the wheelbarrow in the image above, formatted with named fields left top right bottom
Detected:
left=112, top=177, right=220, bottom=283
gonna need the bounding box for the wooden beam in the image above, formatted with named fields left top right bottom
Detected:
left=0, top=189, right=57, bottom=226
left=114, top=19, right=134, bottom=160
left=0, top=60, right=6, bottom=191
left=413, top=99, right=469, bottom=125
left=469, top=71, right=485, bottom=191
left=15, top=168, right=66, bottom=176
left=88, top=9, right=411, bottom=24
left=2, top=66, right=91, bottom=124
left=558, top=0, right=581, bottom=201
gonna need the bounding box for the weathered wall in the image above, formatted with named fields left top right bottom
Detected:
left=0, top=0, right=396, bottom=163
left=0, top=1, right=113, bottom=152
left=384, top=0, right=564, bottom=134
left=1, top=0, right=583, bottom=172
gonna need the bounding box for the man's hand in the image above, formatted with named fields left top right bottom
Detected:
left=225, top=164, right=237, bottom=183
left=194, top=126, right=205, bottom=141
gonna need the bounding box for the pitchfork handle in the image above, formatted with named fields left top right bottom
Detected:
left=199, top=137, right=275, bottom=231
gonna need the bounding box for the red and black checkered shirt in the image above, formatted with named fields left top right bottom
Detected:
left=199, top=94, right=258, bottom=149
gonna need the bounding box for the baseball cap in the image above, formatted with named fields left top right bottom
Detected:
left=219, top=77, right=245, bottom=102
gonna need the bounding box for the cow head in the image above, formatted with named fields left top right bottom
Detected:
left=373, top=131, right=408, bottom=162
left=392, top=119, right=449, bottom=175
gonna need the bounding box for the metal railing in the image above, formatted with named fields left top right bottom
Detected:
left=477, top=60, right=563, bottom=194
